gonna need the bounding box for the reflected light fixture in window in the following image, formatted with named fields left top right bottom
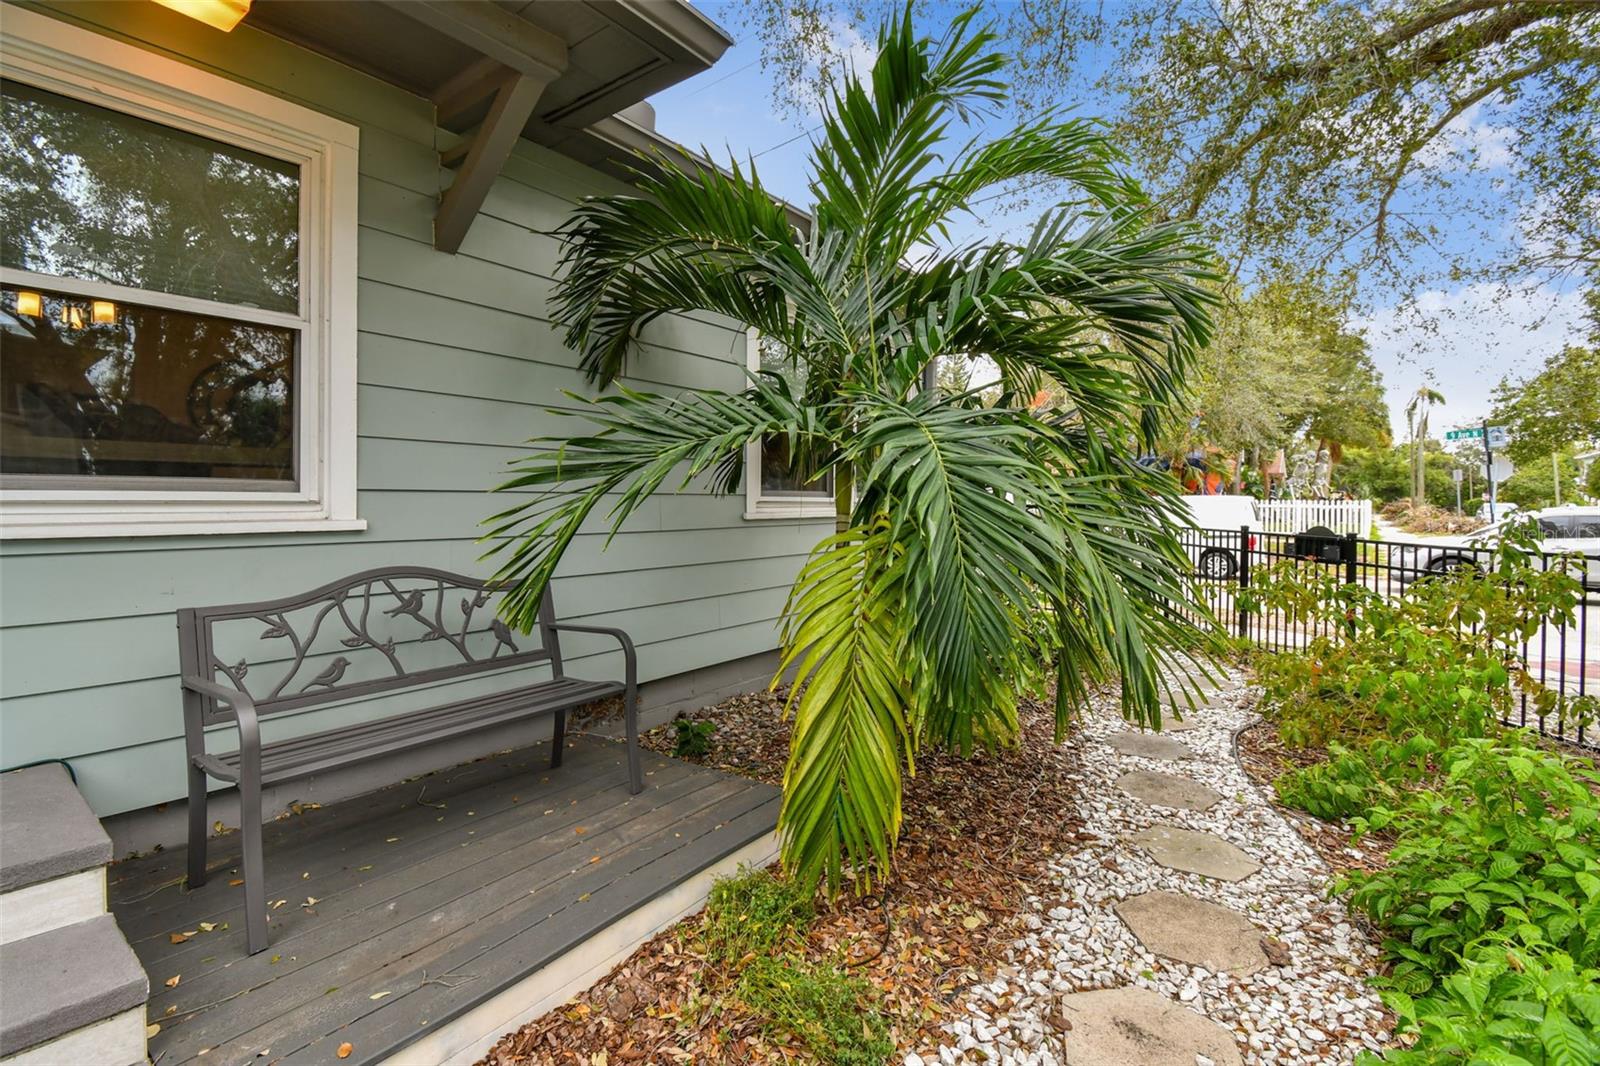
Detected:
left=59, top=305, right=85, bottom=329
left=153, top=0, right=251, bottom=32
left=14, top=291, right=42, bottom=317
left=92, top=300, right=117, bottom=324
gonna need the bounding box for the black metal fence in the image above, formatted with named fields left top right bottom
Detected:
left=1177, top=525, right=1598, bottom=749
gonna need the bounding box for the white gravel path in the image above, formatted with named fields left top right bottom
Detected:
left=920, top=673, right=1393, bottom=1066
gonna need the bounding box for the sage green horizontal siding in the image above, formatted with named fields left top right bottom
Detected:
left=0, top=3, right=829, bottom=816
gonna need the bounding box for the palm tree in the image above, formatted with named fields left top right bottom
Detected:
left=1406, top=387, right=1446, bottom=502
left=483, top=10, right=1220, bottom=892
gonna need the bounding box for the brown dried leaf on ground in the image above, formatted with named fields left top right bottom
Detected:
left=478, top=686, right=1087, bottom=1065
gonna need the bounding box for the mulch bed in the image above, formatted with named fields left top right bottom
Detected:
left=479, top=687, right=1089, bottom=1065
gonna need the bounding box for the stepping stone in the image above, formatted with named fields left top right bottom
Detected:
left=1116, top=770, right=1223, bottom=812
left=1106, top=733, right=1194, bottom=760
left=1057, top=986, right=1244, bottom=1066
left=1115, top=890, right=1267, bottom=974
left=1132, top=825, right=1261, bottom=881
left=1152, top=714, right=1205, bottom=732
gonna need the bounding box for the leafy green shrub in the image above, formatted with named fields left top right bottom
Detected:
left=700, top=866, right=814, bottom=967
left=737, top=954, right=894, bottom=1066
left=671, top=715, right=716, bottom=759
left=1272, top=736, right=1438, bottom=820
left=1246, top=518, right=1595, bottom=758
left=1360, top=937, right=1600, bottom=1066
left=1339, top=739, right=1600, bottom=994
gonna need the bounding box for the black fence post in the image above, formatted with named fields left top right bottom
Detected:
left=1342, top=532, right=1359, bottom=640
left=1236, top=524, right=1251, bottom=640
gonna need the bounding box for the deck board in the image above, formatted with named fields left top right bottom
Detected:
left=108, top=736, right=778, bottom=1065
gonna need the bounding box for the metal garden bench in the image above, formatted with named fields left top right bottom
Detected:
left=176, top=566, right=640, bottom=955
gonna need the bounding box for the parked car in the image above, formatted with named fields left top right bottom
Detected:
left=1474, top=500, right=1520, bottom=523
left=1395, top=506, right=1600, bottom=589
left=1179, top=495, right=1259, bottom=579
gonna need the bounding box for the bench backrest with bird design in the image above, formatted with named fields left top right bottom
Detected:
left=177, top=567, right=561, bottom=725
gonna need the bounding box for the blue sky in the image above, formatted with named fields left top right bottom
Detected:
left=648, top=3, right=1592, bottom=452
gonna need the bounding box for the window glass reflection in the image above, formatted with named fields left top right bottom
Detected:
left=1, top=284, right=295, bottom=484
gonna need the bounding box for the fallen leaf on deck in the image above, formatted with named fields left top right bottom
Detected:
left=303, top=896, right=320, bottom=907
left=198, top=922, right=217, bottom=932
left=169, top=932, right=191, bottom=944
left=385, top=837, right=399, bottom=843
left=147, top=1023, right=161, bottom=1038
left=228, top=879, right=244, bottom=887
left=336, top=1042, right=353, bottom=1059
left=165, top=974, right=181, bottom=988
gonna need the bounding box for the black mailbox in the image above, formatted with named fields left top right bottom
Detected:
left=1294, top=524, right=1344, bottom=563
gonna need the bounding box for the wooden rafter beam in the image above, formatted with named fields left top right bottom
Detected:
left=378, top=0, right=566, bottom=82
left=432, top=55, right=511, bottom=129
left=377, top=1, right=569, bottom=254
left=434, top=72, right=547, bottom=254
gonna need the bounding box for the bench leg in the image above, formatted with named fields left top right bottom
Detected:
left=624, top=686, right=642, bottom=795
left=239, top=765, right=269, bottom=955
left=549, top=710, right=566, bottom=770
left=186, top=762, right=209, bottom=889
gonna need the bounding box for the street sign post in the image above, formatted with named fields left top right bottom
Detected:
left=1452, top=467, right=1464, bottom=514
left=1445, top=424, right=1510, bottom=520
left=1483, top=421, right=1496, bottom=521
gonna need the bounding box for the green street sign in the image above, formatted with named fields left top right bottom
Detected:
left=1445, top=427, right=1483, bottom=441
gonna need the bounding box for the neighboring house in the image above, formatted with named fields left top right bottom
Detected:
left=0, top=0, right=830, bottom=847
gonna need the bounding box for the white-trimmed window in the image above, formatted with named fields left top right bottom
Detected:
left=0, top=7, right=359, bottom=538
left=743, top=328, right=834, bottom=520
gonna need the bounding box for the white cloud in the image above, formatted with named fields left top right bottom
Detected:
left=1350, top=282, right=1588, bottom=440
left=1415, top=101, right=1515, bottom=171
left=783, top=18, right=877, bottom=117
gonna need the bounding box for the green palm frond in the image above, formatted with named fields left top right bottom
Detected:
left=777, top=521, right=912, bottom=891
left=482, top=380, right=820, bottom=629
left=488, top=4, right=1224, bottom=894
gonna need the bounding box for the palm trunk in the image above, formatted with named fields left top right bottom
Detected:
left=834, top=463, right=853, bottom=535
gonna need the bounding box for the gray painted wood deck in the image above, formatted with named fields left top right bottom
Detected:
left=107, top=737, right=779, bottom=1065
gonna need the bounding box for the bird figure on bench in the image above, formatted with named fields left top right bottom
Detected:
left=300, top=656, right=351, bottom=692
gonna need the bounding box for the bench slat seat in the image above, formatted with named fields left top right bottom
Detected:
left=193, top=676, right=624, bottom=785
left=176, top=566, right=641, bottom=956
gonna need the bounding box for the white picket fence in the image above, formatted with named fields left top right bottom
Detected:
left=1254, top=498, right=1373, bottom=535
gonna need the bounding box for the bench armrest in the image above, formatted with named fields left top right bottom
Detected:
left=547, top=623, right=636, bottom=687
left=180, top=675, right=262, bottom=759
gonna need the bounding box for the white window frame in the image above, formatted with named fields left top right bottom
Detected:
left=0, top=6, right=361, bottom=539
left=742, top=328, right=835, bottom=521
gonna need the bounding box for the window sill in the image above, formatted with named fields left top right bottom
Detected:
left=743, top=503, right=837, bottom=522
left=0, top=511, right=368, bottom=540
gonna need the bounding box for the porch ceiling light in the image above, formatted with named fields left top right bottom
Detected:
left=153, top=0, right=251, bottom=32
left=92, top=300, right=117, bottom=324
left=14, top=291, right=42, bottom=317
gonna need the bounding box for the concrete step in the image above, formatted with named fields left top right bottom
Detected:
left=0, top=914, right=148, bottom=1065
left=1, top=765, right=112, bottom=945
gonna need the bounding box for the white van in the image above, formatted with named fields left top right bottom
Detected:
left=1178, top=495, right=1259, bottom=579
